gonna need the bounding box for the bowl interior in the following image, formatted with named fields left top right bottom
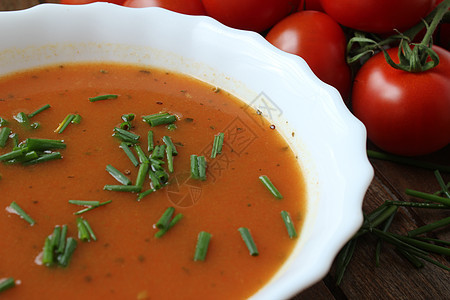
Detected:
left=0, top=3, right=373, bottom=298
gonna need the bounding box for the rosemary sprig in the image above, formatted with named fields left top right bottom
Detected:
left=335, top=170, right=449, bottom=284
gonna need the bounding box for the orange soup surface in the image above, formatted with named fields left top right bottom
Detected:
left=0, top=63, right=306, bottom=299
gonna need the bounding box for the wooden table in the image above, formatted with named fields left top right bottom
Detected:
left=2, top=1, right=449, bottom=299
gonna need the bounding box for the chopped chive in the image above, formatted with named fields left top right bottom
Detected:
left=120, top=142, right=139, bottom=167
left=57, top=225, right=68, bottom=254
left=55, top=114, right=75, bottom=133
left=259, top=175, right=283, bottom=199
left=154, top=213, right=183, bottom=238
left=147, top=130, right=154, bottom=152
left=281, top=210, right=297, bottom=239
left=238, top=227, right=259, bottom=256
left=13, top=112, right=31, bottom=127
left=22, top=152, right=62, bottom=166
left=10, top=133, right=19, bottom=148
left=193, top=231, right=212, bottom=261
left=119, top=121, right=132, bottom=131
left=407, top=216, right=450, bottom=237
left=190, top=155, right=206, bottom=181
left=69, top=200, right=101, bottom=206
left=210, top=132, right=225, bottom=158
left=4, top=150, right=39, bottom=165
left=151, top=144, right=166, bottom=159
left=148, top=169, right=162, bottom=190
left=134, top=144, right=150, bottom=164
left=76, top=217, right=90, bottom=241
left=82, top=218, right=97, bottom=241
left=71, top=114, right=82, bottom=124
left=0, top=148, right=26, bottom=162
left=28, top=104, right=51, bottom=118
left=9, top=201, right=35, bottom=226
left=89, top=94, right=118, bottom=102
left=135, top=163, right=150, bottom=189
left=162, top=136, right=178, bottom=155
left=190, top=155, right=199, bottom=179
left=167, top=123, right=177, bottom=131
left=0, top=277, right=15, bottom=293
left=155, top=169, right=169, bottom=185
left=121, top=113, right=135, bottom=122
left=0, top=127, right=11, bottom=148
left=24, top=138, right=66, bottom=151
left=50, top=226, right=62, bottom=250
left=113, top=127, right=140, bottom=144
left=106, top=164, right=132, bottom=185
left=155, top=207, right=175, bottom=230
left=42, top=236, right=54, bottom=266
left=405, top=189, right=450, bottom=206
left=197, top=156, right=206, bottom=180
left=103, top=185, right=141, bottom=193
left=57, top=237, right=77, bottom=267
left=150, top=158, right=165, bottom=171
left=137, top=188, right=155, bottom=201
left=142, top=112, right=177, bottom=127
left=0, top=116, right=8, bottom=127
left=166, top=145, right=174, bottom=173
left=74, top=200, right=112, bottom=215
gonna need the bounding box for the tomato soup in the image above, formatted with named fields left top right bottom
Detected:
left=0, top=63, right=306, bottom=299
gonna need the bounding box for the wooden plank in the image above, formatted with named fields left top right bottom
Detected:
left=0, top=0, right=41, bottom=11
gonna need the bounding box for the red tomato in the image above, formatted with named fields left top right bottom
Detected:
left=60, top=0, right=126, bottom=4
left=298, top=0, right=324, bottom=12
left=266, top=11, right=351, bottom=101
left=201, top=0, right=300, bottom=32
left=320, top=0, right=435, bottom=34
left=352, top=46, right=450, bottom=156
left=123, top=0, right=206, bottom=15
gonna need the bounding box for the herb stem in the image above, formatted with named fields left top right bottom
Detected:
left=367, top=150, right=450, bottom=173
left=407, top=216, right=450, bottom=237
left=405, top=189, right=450, bottom=206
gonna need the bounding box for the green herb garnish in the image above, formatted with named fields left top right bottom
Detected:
left=193, top=231, right=212, bottom=261
left=259, top=175, right=283, bottom=199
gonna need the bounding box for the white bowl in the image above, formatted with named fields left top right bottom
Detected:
left=0, top=3, right=373, bottom=299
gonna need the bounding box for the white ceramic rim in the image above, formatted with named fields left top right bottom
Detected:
left=0, top=3, right=374, bottom=299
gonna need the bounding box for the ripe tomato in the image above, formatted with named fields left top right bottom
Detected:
left=123, top=0, right=206, bottom=15
left=320, top=0, right=435, bottom=34
left=201, top=0, right=300, bottom=32
left=352, top=46, right=450, bottom=156
left=266, top=11, right=351, bottom=101
left=60, top=0, right=126, bottom=4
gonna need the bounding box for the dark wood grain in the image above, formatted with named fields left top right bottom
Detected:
left=1, top=1, right=449, bottom=299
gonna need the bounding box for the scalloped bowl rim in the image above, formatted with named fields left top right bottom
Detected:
left=0, top=3, right=373, bottom=299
